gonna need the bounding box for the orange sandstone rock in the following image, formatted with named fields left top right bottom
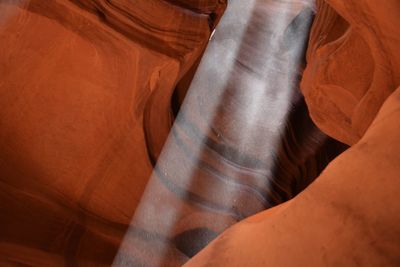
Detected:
left=185, top=86, right=400, bottom=266
left=301, top=0, right=400, bottom=145
left=185, top=0, right=400, bottom=264
left=0, top=1, right=224, bottom=265
left=1, top=0, right=398, bottom=265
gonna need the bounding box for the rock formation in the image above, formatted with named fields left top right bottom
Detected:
left=0, top=0, right=399, bottom=266
left=112, top=1, right=347, bottom=265
left=185, top=0, right=400, bottom=266
left=302, top=0, right=400, bottom=145
left=0, top=0, right=225, bottom=265
left=185, top=85, right=400, bottom=266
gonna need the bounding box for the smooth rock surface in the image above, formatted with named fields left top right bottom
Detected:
left=2, top=0, right=398, bottom=266
left=112, top=1, right=347, bottom=266
left=185, top=85, right=400, bottom=266
left=301, top=0, right=400, bottom=145
left=185, top=0, right=400, bottom=265
left=0, top=1, right=224, bottom=265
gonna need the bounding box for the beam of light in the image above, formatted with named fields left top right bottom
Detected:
left=113, top=0, right=315, bottom=266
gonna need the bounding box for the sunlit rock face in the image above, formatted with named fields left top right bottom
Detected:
left=185, top=0, right=400, bottom=266
left=112, top=1, right=346, bottom=266
left=1, top=0, right=398, bottom=266
left=1, top=0, right=347, bottom=265
left=186, top=88, right=400, bottom=267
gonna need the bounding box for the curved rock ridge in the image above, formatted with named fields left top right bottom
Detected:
left=2, top=0, right=396, bottom=266
left=0, top=0, right=345, bottom=265
left=0, top=1, right=225, bottom=266
left=112, top=1, right=348, bottom=266
left=185, top=85, right=400, bottom=267
left=301, top=0, right=400, bottom=145
left=165, top=0, right=227, bottom=27
left=184, top=0, right=400, bottom=265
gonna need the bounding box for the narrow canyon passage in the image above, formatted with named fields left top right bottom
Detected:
left=113, top=1, right=346, bottom=266
left=0, top=0, right=399, bottom=266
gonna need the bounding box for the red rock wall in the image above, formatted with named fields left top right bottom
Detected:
left=301, top=0, right=400, bottom=145
left=111, top=1, right=348, bottom=265
left=0, top=1, right=225, bottom=265
left=186, top=85, right=400, bottom=266
left=1, top=0, right=398, bottom=266
left=185, top=0, right=400, bottom=265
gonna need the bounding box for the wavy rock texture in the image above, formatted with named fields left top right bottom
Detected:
left=185, top=0, right=400, bottom=266
left=2, top=0, right=394, bottom=266
left=301, top=0, right=400, bottom=145
left=0, top=0, right=225, bottom=265
left=111, top=1, right=350, bottom=266
left=0, top=0, right=345, bottom=265
left=186, top=85, right=400, bottom=266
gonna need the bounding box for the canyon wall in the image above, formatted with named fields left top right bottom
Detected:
left=186, top=0, right=400, bottom=266
left=1, top=0, right=399, bottom=266
left=0, top=1, right=225, bottom=265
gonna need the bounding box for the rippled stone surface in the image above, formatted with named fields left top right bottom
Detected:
left=185, top=0, right=400, bottom=266
left=186, top=85, right=400, bottom=267
left=0, top=1, right=225, bottom=265
left=112, top=0, right=347, bottom=266
left=302, top=0, right=400, bottom=145
left=3, top=0, right=394, bottom=266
